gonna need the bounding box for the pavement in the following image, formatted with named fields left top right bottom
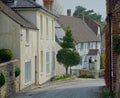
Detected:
left=10, top=78, right=105, bottom=98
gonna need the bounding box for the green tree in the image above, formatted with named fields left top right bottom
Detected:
left=57, top=26, right=80, bottom=75
left=61, top=26, right=75, bottom=49
left=57, top=49, right=80, bottom=75
left=73, top=6, right=105, bottom=30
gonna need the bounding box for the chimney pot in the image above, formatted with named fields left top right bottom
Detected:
left=43, top=0, right=54, bottom=11
left=67, top=9, right=71, bottom=16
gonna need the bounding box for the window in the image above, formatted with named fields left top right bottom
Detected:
left=26, top=29, right=29, bottom=43
left=46, top=49, right=50, bottom=74
left=80, top=43, right=83, bottom=49
left=88, top=42, right=90, bottom=49
left=52, top=20, right=54, bottom=40
left=41, top=51, right=43, bottom=72
left=40, top=15, right=43, bottom=39
left=51, top=48, right=55, bottom=74
left=84, top=55, right=87, bottom=62
left=86, top=43, right=88, bottom=49
left=80, top=57, right=82, bottom=65
left=46, top=17, right=48, bottom=39
left=95, top=42, right=97, bottom=49
left=91, top=43, right=93, bottom=49
left=25, top=61, right=31, bottom=83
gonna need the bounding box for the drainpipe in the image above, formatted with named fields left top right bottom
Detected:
left=108, top=0, right=113, bottom=95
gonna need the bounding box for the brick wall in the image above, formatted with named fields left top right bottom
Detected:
left=105, top=0, right=120, bottom=97
left=0, top=59, right=20, bottom=98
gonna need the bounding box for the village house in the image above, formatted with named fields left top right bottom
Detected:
left=0, top=0, right=38, bottom=90
left=0, top=0, right=57, bottom=90
left=105, top=0, right=120, bottom=97
left=56, top=10, right=101, bottom=71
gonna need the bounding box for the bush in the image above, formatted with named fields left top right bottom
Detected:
left=15, top=67, right=21, bottom=77
left=0, top=49, right=13, bottom=63
left=52, top=75, right=71, bottom=81
left=78, top=74, right=95, bottom=78
left=101, top=54, right=105, bottom=69
left=102, top=91, right=115, bottom=98
left=0, top=72, right=5, bottom=87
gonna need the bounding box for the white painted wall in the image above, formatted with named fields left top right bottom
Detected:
left=0, top=11, right=38, bottom=90
left=74, top=41, right=101, bottom=70
left=17, top=9, right=56, bottom=84
left=20, top=28, right=37, bottom=89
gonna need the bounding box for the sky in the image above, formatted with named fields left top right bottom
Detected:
left=37, top=0, right=106, bottom=20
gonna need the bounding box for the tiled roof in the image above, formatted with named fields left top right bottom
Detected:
left=79, top=14, right=99, bottom=35
left=87, top=49, right=99, bottom=55
left=5, top=0, right=40, bottom=8
left=0, top=1, right=37, bottom=29
left=4, top=0, right=57, bottom=17
left=58, top=15, right=99, bottom=43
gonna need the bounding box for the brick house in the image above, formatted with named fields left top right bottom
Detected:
left=105, top=0, right=120, bottom=97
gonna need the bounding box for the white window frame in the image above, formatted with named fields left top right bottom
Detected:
left=25, top=60, right=31, bottom=84
left=46, top=48, right=50, bottom=74
left=51, top=48, right=55, bottom=74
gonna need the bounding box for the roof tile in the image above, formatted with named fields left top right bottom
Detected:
left=0, top=1, right=37, bottom=29
left=58, top=15, right=99, bottom=43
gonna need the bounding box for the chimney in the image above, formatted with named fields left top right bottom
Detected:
left=79, top=14, right=84, bottom=21
left=67, top=9, right=71, bottom=16
left=43, top=0, right=54, bottom=11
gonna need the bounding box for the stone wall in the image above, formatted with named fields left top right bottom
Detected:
left=78, top=69, right=104, bottom=78
left=0, top=59, right=20, bottom=98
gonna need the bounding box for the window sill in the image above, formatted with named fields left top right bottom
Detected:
left=25, top=81, right=31, bottom=86
left=25, top=43, right=30, bottom=47
left=46, top=73, right=51, bottom=77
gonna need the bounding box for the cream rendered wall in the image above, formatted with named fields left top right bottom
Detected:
left=0, top=11, right=38, bottom=90
left=0, top=12, right=20, bottom=59
left=20, top=28, right=37, bottom=89
left=17, top=9, right=56, bottom=84
left=37, top=10, right=56, bottom=84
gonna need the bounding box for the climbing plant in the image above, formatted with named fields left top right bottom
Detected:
left=0, top=72, right=5, bottom=87
left=15, top=67, right=21, bottom=77
left=113, top=35, right=120, bottom=54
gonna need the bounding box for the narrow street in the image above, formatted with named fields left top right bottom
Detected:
left=11, top=78, right=105, bottom=98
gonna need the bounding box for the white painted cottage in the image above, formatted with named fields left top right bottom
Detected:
left=0, top=0, right=57, bottom=90
left=0, top=1, right=38, bottom=89
left=56, top=12, right=101, bottom=71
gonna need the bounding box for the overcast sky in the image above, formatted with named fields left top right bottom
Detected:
left=37, top=0, right=106, bottom=19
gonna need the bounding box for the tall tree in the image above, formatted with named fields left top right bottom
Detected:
left=61, top=26, right=75, bottom=49
left=56, top=26, right=80, bottom=75
left=73, top=6, right=105, bottom=30
left=57, top=49, right=80, bottom=75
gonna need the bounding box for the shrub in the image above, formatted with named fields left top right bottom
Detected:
left=102, top=91, right=115, bottom=98
left=114, top=35, right=120, bottom=54
left=0, top=49, right=13, bottom=62
left=0, top=72, right=5, bottom=87
left=78, top=74, right=95, bottom=78
left=52, top=75, right=71, bottom=81
left=101, top=54, right=105, bottom=69
left=15, top=67, right=21, bottom=77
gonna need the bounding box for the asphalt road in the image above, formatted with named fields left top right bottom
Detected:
left=11, top=78, right=105, bottom=98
